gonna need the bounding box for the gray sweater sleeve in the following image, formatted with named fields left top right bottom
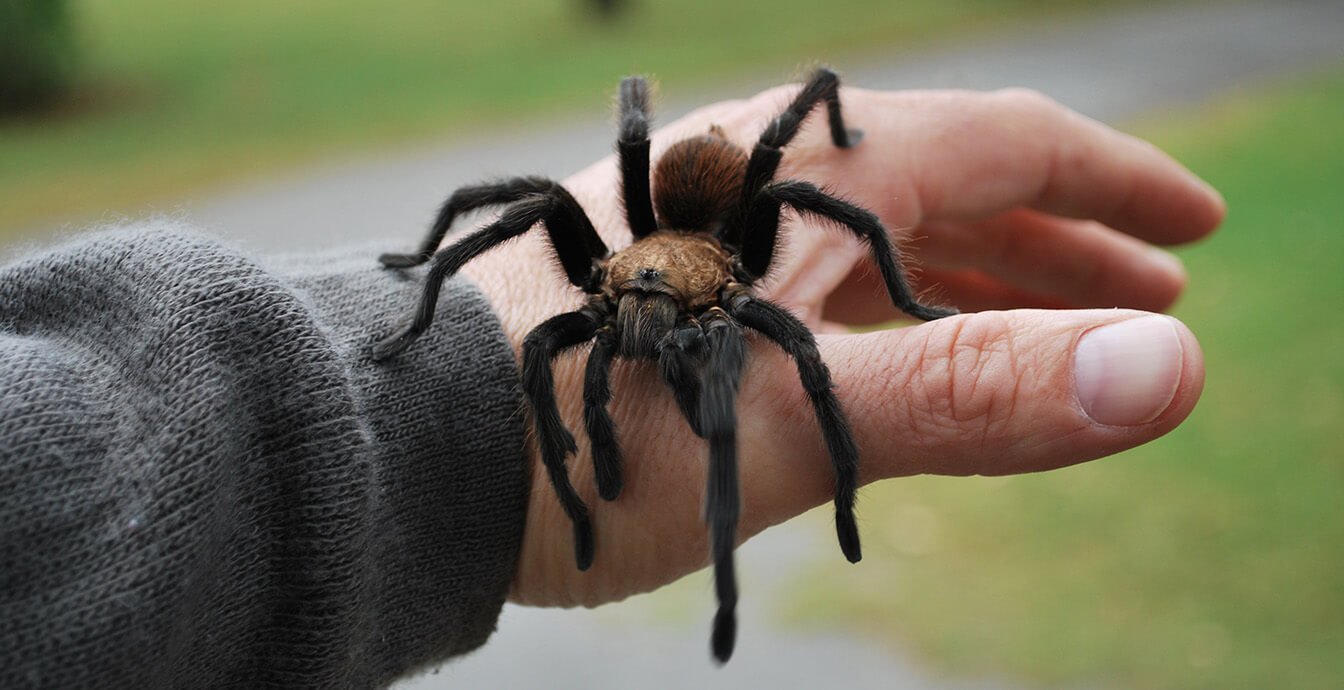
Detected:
left=0, top=224, right=529, bottom=689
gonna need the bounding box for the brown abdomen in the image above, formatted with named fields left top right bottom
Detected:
left=653, top=130, right=749, bottom=232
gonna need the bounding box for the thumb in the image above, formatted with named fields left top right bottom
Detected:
left=741, top=310, right=1203, bottom=528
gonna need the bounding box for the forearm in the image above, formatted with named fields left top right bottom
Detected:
left=0, top=224, right=527, bottom=688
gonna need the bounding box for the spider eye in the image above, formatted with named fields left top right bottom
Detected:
left=638, top=267, right=663, bottom=281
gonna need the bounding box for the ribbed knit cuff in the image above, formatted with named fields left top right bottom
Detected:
left=275, top=248, right=528, bottom=683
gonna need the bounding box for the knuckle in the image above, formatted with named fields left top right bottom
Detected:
left=688, top=96, right=752, bottom=123
left=992, top=86, right=1058, bottom=115
left=662, top=99, right=750, bottom=144
left=686, top=98, right=748, bottom=122
left=903, top=315, right=1026, bottom=448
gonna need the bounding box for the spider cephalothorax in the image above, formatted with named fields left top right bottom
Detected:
left=372, top=68, right=955, bottom=662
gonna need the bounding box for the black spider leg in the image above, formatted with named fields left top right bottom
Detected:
left=372, top=187, right=609, bottom=360
left=726, top=293, right=862, bottom=564
left=741, top=181, right=958, bottom=321
left=725, top=67, right=859, bottom=248
left=657, top=318, right=707, bottom=437
left=618, top=76, right=658, bottom=238
left=379, top=176, right=558, bottom=268
left=582, top=325, right=623, bottom=501
left=523, top=307, right=606, bottom=571
left=699, top=310, right=747, bottom=663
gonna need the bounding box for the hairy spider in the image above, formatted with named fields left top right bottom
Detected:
left=371, top=68, right=955, bottom=662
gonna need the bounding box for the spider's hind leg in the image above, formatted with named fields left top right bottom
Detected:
left=760, top=67, right=861, bottom=152
left=730, top=67, right=860, bottom=246
left=379, top=176, right=557, bottom=268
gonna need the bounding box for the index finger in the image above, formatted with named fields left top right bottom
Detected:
left=870, top=88, right=1225, bottom=245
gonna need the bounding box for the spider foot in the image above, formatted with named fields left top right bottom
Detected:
left=377, top=252, right=427, bottom=269
left=841, top=127, right=864, bottom=148
left=594, top=459, right=623, bottom=502
left=711, top=605, right=737, bottom=663
left=573, top=516, right=595, bottom=571
left=372, top=322, right=420, bottom=361
left=837, top=513, right=862, bottom=563
left=679, top=405, right=705, bottom=438
left=590, top=433, right=623, bottom=500
left=907, top=303, right=959, bottom=322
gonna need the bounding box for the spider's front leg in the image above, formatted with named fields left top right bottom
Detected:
left=697, top=309, right=747, bottom=663
left=657, top=318, right=708, bottom=437
left=581, top=316, right=709, bottom=503
left=582, top=325, right=623, bottom=501
left=727, top=293, right=863, bottom=564
left=524, top=305, right=608, bottom=571
left=728, top=67, right=860, bottom=246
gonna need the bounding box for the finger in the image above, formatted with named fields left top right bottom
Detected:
left=895, top=89, right=1225, bottom=244
left=919, top=209, right=1188, bottom=310
left=739, top=310, right=1203, bottom=530
left=768, top=88, right=1223, bottom=245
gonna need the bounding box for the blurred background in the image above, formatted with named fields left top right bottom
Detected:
left=3, top=0, right=1341, bottom=688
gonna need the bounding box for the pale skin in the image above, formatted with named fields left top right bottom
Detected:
left=456, top=84, right=1224, bottom=609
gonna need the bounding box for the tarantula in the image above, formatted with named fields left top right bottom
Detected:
left=371, top=68, right=955, bottom=662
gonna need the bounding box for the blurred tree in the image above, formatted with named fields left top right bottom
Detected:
left=0, top=0, right=75, bottom=114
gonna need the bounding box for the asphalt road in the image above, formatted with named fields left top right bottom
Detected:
left=15, top=0, right=1343, bottom=688
left=168, top=0, right=1343, bottom=260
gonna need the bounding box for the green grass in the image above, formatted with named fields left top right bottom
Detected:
left=786, top=67, right=1344, bottom=689
left=0, top=0, right=1148, bottom=238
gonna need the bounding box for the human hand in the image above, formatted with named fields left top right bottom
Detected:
left=457, top=84, right=1224, bottom=608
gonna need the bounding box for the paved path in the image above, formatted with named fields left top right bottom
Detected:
left=18, top=1, right=1344, bottom=688
left=169, top=0, right=1342, bottom=258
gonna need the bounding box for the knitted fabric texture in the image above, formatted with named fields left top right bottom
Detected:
left=0, top=224, right=528, bottom=688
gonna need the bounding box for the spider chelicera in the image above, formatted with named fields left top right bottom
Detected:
left=372, top=68, right=955, bottom=662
